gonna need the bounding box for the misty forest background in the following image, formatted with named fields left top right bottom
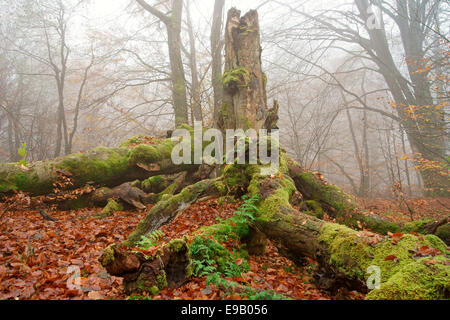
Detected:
left=0, top=0, right=448, bottom=198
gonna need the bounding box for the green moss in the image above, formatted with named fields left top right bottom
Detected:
left=0, top=164, right=54, bottom=194
left=219, top=102, right=228, bottom=117
left=150, top=175, right=164, bottom=184
left=295, top=172, right=357, bottom=216
left=223, top=67, right=250, bottom=90
left=149, top=286, right=159, bottom=295
left=0, top=179, right=17, bottom=193
left=59, top=147, right=129, bottom=186
left=403, top=219, right=433, bottom=234
left=101, top=244, right=116, bottom=266
left=223, top=164, right=248, bottom=190
left=159, top=140, right=176, bottom=157
left=435, top=224, right=450, bottom=244
left=141, top=175, right=169, bottom=193
left=120, top=135, right=146, bottom=147
left=214, top=181, right=227, bottom=195
left=156, top=270, right=167, bottom=289
left=366, top=256, right=450, bottom=300
left=14, top=172, right=36, bottom=191
left=157, top=181, right=179, bottom=201
left=101, top=199, right=123, bottom=217
left=136, top=276, right=146, bottom=291
left=159, top=194, right=170, bottom=202
left=167, top=239, right=186, bottom=253
left=318, top=223, right=371, bottom=279
left=174, top=80, right=186, bottom=92
left=257, top=176, right=296, bottom=220
left=318, top=224, right=449, bottom=282
left=239, top=26, right=255, bottom=36
left=304, top=200, right=324, bottom=219
left=127, top=144, right=160, bottom=165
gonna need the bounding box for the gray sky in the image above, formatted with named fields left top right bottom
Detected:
left=91, top=0, right=266, bottom=20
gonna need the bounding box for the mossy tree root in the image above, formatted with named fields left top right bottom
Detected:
left=123, top=178, right=223, bottom=247
left=98, top=152, right=449, bottom=299
left=248, top=164, right=450, bottom=299
left=286, top=157, right=449, bottom=241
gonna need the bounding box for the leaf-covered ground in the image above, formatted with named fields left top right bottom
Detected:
left=0, top=194, right=448, bottom=300
left=357, top=197, right=449, bottom=222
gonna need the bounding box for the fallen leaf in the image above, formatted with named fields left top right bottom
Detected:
left=88, top=291, right=105, bottom=300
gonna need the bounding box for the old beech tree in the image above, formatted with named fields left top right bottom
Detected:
left=0, top=9, right=449, bottom=300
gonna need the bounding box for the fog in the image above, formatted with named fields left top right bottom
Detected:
left=0, top=0, right=448, bottom=197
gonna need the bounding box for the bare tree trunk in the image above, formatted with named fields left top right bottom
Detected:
left=7, top=114, right=19, bottom=162
left=210, top=0, right=225, bottom=128
left=354, top=0, right=448, bottom=195
left=400, top=125, right=412, bottom=195
left=136, top=0, right=188, bottom=127
left=185, top=0, right=202, bottom=124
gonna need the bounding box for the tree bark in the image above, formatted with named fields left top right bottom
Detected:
left=219, top=8, right=268, bottom=131
left=136, top=0, right=188, bottom=126
left=210, top=0, right=225, bottom=128
left=0, top=138, right=197, bottom=195
left=287, top=157, right=448, bottom=239
left=186, top=0, right=203, bottom=124
left=354, top=0, right=448, bottom=195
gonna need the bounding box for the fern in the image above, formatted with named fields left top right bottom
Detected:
left=216, top=194, right=260, bottom=240
left=17, top=143, right=27, bottom=166
left=137, top=230, right=164, bottom=249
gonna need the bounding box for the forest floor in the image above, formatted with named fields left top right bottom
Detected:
left=0, top=194, right=448, bottom=300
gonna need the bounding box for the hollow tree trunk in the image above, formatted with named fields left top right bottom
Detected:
left=219, top=8, right=268, bottom=131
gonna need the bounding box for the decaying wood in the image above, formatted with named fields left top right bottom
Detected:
left=99, top=240, right=191, bottom=294
left=220, top=8, right=268, bottom=131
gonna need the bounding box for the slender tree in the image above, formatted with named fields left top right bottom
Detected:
left=136, top=0, right=188, bottom=126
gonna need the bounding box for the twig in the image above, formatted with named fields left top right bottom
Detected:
left=0, top=204, right=13, bottom=220
left=39, top=209, right=58, bottom=222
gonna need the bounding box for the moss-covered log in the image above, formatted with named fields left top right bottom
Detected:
left=141, top=175, right=177, bottom=194
left=0, top=138, right=196, bottom=195
left=287, top=157, right=449, bottom=241
left=123, top=179, right=222, bottom=247
left=100, top=158, right=449, bottom=299
left=247, top=161, right=450, bottom=299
